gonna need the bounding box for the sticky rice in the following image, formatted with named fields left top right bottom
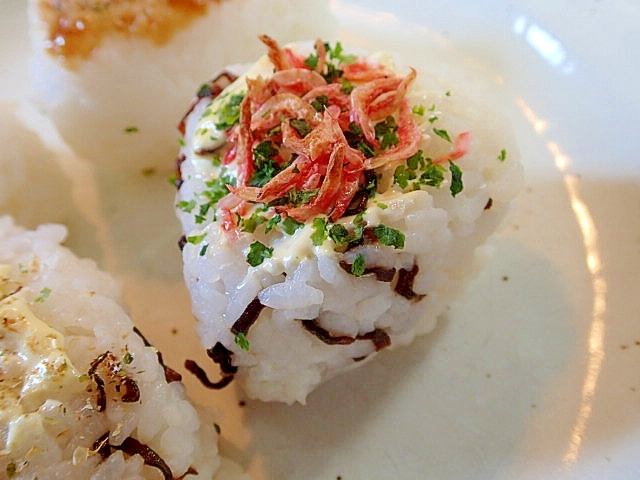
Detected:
left=174, top=37, right=523, bottom=404
left=28, top=0, right=336, bottom=172
left=0, top=217, right=225, bottom=479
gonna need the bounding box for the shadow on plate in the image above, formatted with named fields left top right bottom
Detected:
left=220, top=234, right=578, bottom=479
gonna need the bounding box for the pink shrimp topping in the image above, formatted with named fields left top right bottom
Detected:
left=200, top=36, right=471, bottom=229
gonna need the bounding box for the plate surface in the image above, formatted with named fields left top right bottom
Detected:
left=1, top=0, right=639, bottom=479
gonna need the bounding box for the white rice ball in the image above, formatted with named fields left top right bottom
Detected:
left=175, top=39, right=523, bottom=404
left=0, top=217, right=228, bottom=479
left=28, top=0, right=337, bottom=172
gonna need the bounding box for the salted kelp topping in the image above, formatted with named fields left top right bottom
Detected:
left=88, top=351, right=141, bottom=412
left=93, top=432, right=197, bottom=480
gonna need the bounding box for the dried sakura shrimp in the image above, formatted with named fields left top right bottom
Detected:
left=221, top=35, right=469, bottom=225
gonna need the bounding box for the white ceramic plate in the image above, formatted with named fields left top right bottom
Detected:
left=1, top=1, right=639, bottom=478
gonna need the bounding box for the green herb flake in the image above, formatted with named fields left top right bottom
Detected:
left=327, top=41, right=357, bottom=64
left=445, top=90, right=452, bottom=96
left=310, top=95, right=329, bottom=112
left=178, top=138, right=186, bottom=147
left=304, top=53, right=319, bottom=69
left=253, top=140, right=278, bottom=163
left=281, top=216, right=304, bottom=235
left=290, top=118, right=312, bottom=137
left=234, top=332, right=250, bottom=351
left=311, top=217, right=328, bottom=246
left=373, top=224, right=405, bottom=249
left=122, top=352, right=134, bottom=365
left=340, top=78, right=354, bottom=94
left=428, top=115, right=439, bottom=124
left=412, top=105, right=425, bottom=116
left=351, top=254, right=366, bottom=277
left=406, top=151, right=425, bottom=170
left=286, top=188, right=319, bottom=207
left=433, top=128, right=452, bottom=143
left=199, top=244, right=209, bottom=256
left=322, top=63, right=343, bottom=83
left=329, top=224, right=349, bottom=247
left=124, top=126, right=139, bottom=134
left=196, top=83, right=213, bottom=97
left=195, top=203, right=211, bottom=224
left=393, top=165, right=416, bottom=189
left=345, top=122, right=375, bottom=158
left=250, top=141, right=280, bottom=187
left=419, top=163, right=446, bottom=187
left=35, top=287, right=51, bottom=303
left=168, top=174, right=180, bottom=187
left=187, top=233, right=207, bottom=245
left=246, top=241, right=273, bottom=267
left=214, top=93, right=245, bottom=130
left=449, top=161, right=464, bottom=197
left=78, top=373, right=90, bottom=382
left=240, top=212, right=266, bottom=233
left=375, top=201, right=388, bottom=210
left=177, top=199, right=197, bottom=213
left=249, top=159, right=279, bottom=187
left=203, top=170, right=236, bottom=208
left=498, top=149, right=507, bottom=162
left=268, top=125, right=282, bottom=136
left=375, top=116, right=399, bottom=149
left=364, top=172, right=378, bottom=198
left=265, top=214, right=282, bottom=233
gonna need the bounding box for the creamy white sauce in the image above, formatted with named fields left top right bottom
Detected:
left=0, top=271, right=83, bottom=452
left=193, top=54, right=276, bottom=154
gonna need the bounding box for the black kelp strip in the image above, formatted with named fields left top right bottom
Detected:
left=300, top=319, right=391, bottom=351
left=185, top=342, right=238, bottom=390
left=133, top=326, right=183, bottom=383
left=394, top=263, right=426, bottom=301
left=231, top=297, right=265, bottom=335
left=92, top=432, right=197, bottom=480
